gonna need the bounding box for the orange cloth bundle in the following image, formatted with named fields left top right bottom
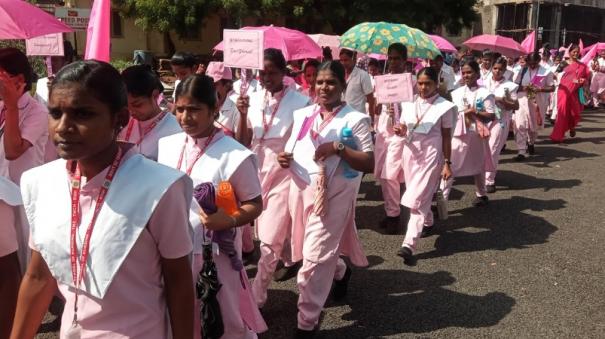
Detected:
left=216, top=181, right=239, bottom=216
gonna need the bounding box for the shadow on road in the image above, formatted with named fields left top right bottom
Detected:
left=321, top=268, right=514, bottom=338
left=496, top=170, right=582, bottom=192
left=260, top=255, right=515, bottom=339
left=417, top=196, right=562, bottom=260
left=500, top=145, right=600, bottom=167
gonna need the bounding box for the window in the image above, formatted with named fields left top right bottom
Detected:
left=111, top=10, right=123, bottom=38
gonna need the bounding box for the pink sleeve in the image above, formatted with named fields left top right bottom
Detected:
left=440, top=108, right=455, bottom=129
left=351, top=118, right=374, bottom=152
left=20, top=104, right=48, bottom=146
left=147, top=178, right=193, bottom=259
left=0, top=202, right=18, bottom=257
left=229, top=156, right=262, bottom=202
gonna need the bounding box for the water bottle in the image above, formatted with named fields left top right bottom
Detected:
left=475, top=98, right=484, bottom=111
left=340, top=126, right=359, bottom=179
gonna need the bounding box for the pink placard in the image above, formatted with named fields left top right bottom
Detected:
left=26, top=33, right=64, bottom=56
left=531, top=75, right=546, bottom=87
left=224, top=29, right=264, bottom=70
left=374, top=73, right=414, bottom=104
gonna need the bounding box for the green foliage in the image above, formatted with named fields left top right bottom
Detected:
left=110, top=59, right=134, bottom=72
left=0, top=40, right=48, bottom=78
left=111, top=0, right=478, bottom=40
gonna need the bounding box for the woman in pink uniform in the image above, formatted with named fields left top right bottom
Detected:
left=118, top=65, right=182, bottom=161
left=484, top=57, right=519, bottom=193
left=279, top=61, right=373, bottom=338
left=0, top=48, right=49, bottom=184
left=10, top=61, right=194, bottom=339
left=236, top=49, right=311, bottom=306
left=374, top=43, right=408, bottom=234
left=300, top=59, right=320, bottom=102
left=393, top=67, right=455, bottom=266
left=158, top=74, right=267, bottom=339
left=0, top=176, right=28, bottom=338
left=447, top=59, right=496, bottom=207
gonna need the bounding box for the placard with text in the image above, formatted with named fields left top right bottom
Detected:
left=223, top=29, right=264, bottom=70
left=374, top=73, right=414, bottom=104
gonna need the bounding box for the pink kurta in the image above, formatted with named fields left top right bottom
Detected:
left=374, top=105, right=404, bottom=182
left=450, top=86, right=495, bottom=177
left=400, top=100, right=454, bottom=210
left=28, top=149, right=193, bottom=339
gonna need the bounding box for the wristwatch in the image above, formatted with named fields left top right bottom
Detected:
left=336, top=142, right=346, bottom=155
left=444, top=159, right=452, bottom=165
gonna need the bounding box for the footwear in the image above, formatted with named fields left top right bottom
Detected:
left=273, top=261, right=302, bottom=282
left=527, top=143, right=535, bottom=155
left=472, top=196, right=489, bottom=207
left=514, top=154, right=526, bottom=162
left=331, top=266, right=352, bottom=301
left=486, top=184, right=496, bottom=194
left=570, top=129, right=576, bottom=137
left=385, top=216, right=401, bottom=235
left=294, top=328, right=317, bottom=339
left=421, top=226, right=435, bottom=238
left=396, top=246, right=416, bottom=266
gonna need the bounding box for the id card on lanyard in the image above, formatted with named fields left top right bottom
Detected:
left=66, top=147, right=126, bottom=338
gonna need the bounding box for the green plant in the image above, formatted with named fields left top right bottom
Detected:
left=110, top=59, right=134, bottom=72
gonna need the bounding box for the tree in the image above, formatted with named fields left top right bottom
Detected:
left=112, top=0, right=478, bottom=55
left=111, top=0, right=215, bottom=55
left=281, top=0, right=479, bottom=35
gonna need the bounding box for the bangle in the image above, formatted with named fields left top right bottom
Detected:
left=444, top=159, right=452, bottom=165
left=230, top=215, right=238, bottom=228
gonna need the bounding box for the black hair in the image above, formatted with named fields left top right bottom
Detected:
left=322, top=46, right=333, bottom=61
left=121, top=65, right=164, bottom=97
left=0, top=48, right=33, bottom=92
left=482, top=49, right=494, bottom=59
left=317, top=61, right=346, bottom=86
left=367, top=58, right=380, bottom=69
left=568, top=43, right=580, bottom=53
left=175, top=74, right=218, bottom=111
left=460, top=58, right=481, bottom=74
left=493, top=56, right=508, bottom=68
left=303, top=59, right=320, bottom=72
left=171, top=51, right=197, bottom=68
left=264, top=48, right=287, bottom=73
left=51, top=60, right=127, bottom=115
left=527, top=52, right=541, bottom=62
left=339, top=48, right=356, bottom=59
left=387, top=43, right=408, bottom=59
left=417, top=67, right=439, bottom=83
left=433, top=54, right=444, bottom=61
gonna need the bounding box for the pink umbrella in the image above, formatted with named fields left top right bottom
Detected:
left=463, top=34, right=526, bottom=57
left=429, top=35, right=456, bottom=53
left=214, top=26, right=322, bottom=61
left=0, top=0, right=73, bottom=39
left=309, top=34, right=340, bottom=60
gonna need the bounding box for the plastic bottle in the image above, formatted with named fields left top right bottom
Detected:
left=340, top=126, right=359, bottom=179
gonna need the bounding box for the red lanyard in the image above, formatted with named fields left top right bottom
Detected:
left=176, top=128, right=218, bottom=175
left=123, top=111, right=168, bottom=145
left=310, top=104, right=345, bottom=140
left=0, top=107, right=6, bottom=132
left=260, top=88, right=287, bottom=140
left=412, top=95, right=439, bottom=131
left=70, top=147, right=125, bottom=319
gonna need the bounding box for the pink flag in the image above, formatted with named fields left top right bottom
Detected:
left=296, top=116, right=312, bottom=141
left=521, top=31, right=535, bottom=54
left=581, top=44, right=598, bottom=65
left=85, top=0, right=110, bottom=62
left=579, top=39, right=585, bottom=55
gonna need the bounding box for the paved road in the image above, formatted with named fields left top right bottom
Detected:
left=37, top=110, right=605, bottom=338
